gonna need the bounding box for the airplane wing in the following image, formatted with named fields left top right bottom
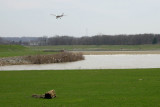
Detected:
left=50, top=14, right=56, bottom=16
left=62, top=13, right=67, bottom=16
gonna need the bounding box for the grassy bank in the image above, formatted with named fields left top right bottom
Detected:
left=0, top=45, right=57, bottom=57
left=0, top=69, right=160, bottom=107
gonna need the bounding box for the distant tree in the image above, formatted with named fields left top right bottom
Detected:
left=38, top=36, right=48, bottom=45
left=18, top=40, right=22, bottom=45
left=152, top=37, right=158, bottom=44
left=0, top=37, right=5, bottom=44
left=0, top=37, right=2, bottom=44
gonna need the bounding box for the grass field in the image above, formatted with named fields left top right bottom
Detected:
left=0, top=45, right=56, bottom=57
left=0, top=69, right=160, bottom=107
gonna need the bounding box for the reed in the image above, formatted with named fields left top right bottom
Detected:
left=25, top=52, right=84, bottom=64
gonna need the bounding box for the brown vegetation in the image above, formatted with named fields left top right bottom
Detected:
left=0, top=52, right=84, bottom=66
left=25, top=52, right=84, bottom=64
left=32, top=89, right=56, bottom=99
left=0, top=56, right=29, bottom=66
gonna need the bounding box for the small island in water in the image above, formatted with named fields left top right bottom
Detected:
left=0, top=52, right=84, bottom=66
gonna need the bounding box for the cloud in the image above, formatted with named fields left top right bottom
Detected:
left=0, top=0, right=43, bottom=10
left=56, top=0, right=69, bottom=1
left=0, top=0, right=79, bottom=11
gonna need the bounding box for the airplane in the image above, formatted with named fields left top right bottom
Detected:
left=50, top=13, right=66, bottom=19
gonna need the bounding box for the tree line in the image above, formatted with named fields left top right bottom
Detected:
left=0, top=37, right=5, bottom=44
left=1, top=34, right=160, bottom=45
left=39, top=34, right=160, bottom=45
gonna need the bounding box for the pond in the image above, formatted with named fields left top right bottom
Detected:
left=1, top=54, right=160, bottom=71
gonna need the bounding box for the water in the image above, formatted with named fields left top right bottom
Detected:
left=1, top=54, right=160, bottom=71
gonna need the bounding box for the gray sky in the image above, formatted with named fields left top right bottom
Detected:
left=0, top=0, right=160, bottom=37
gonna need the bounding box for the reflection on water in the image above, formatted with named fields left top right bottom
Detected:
left=1, top=54, right=160, bottom=71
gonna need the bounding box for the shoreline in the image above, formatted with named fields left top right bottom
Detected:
left=72, top=51, right=160, bottom=55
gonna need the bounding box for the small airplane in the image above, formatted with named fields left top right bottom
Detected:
left=50, top=13, right=66, bottom=19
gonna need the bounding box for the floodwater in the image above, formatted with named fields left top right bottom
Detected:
left=1, top=54, right=160, bottom=71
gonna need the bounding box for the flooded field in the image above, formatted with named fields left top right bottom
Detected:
left=1, top=54, right=160, bottom=71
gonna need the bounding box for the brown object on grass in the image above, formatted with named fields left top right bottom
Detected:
left=32, top=94, right=45, bottom=98
left=32, top=89, right=56, bottom=99
left=44, top=90, right=56, bottom=99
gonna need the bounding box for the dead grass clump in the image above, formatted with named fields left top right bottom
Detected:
left=0, top=56, right=29, bottom=66
left=25, top=52, right=84, bottom=64
left=0, top=61, right=5, bottom=66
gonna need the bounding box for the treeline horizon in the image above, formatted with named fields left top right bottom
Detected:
left=0, top=33, right=160, bottom=45
left=39, top=34, right=160, bottom=45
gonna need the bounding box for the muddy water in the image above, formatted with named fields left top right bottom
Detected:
left=1, top=54, right=160, bottom=71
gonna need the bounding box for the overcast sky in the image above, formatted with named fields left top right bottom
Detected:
left=0, top=0, right=160, bottom=37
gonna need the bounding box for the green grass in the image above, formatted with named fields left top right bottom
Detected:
left=1, top=44, right=160, bottom=57
left=0, top=45, right=57, bottom=57
left=27, top=44, right=160, bottom=51
left=0, top=69, right=160, bottom=107
left=0, top=45, right=27, bottom=51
